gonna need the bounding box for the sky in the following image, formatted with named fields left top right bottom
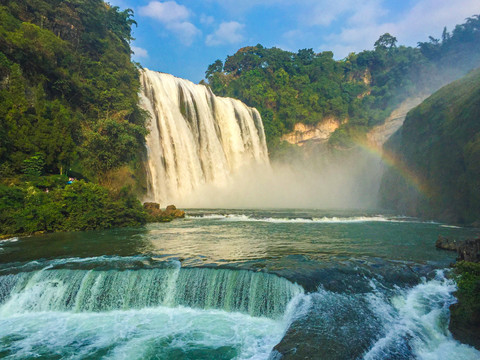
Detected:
left=108, top=0, right=479, bottom=83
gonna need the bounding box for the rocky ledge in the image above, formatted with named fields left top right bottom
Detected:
left=143, top=203, right=185, bottom=222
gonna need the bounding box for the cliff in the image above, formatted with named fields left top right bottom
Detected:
left=367, top=96, right=428, bottom=147
left=379, top=68, right=480, bottom=225
left=281, top=117, right=341, bottom=146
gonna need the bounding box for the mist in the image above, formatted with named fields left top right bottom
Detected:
left=179, top=146, right=385, bottom=209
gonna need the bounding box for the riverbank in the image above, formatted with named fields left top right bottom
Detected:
left=0, top=176, right=185, bottom=238
left=437, top=236, right=480, bottom=349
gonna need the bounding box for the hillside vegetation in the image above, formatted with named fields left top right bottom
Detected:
left=204, top=16, right=480, bottom=153
left=0, top=0, right=149, bottom=235
left=0, top=0, right=147, bottom=181
left=379, top=67, right=480, bottom=225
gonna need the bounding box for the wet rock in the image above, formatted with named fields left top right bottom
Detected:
left=164, top=204, right=185, bottom=218
left=435, top=235, right=458, bottom=251
left=272, top=290, right=386, bottom=360
left=143, top=203, right=185, bottom=222
left=449, top=307, right=480, bottom=351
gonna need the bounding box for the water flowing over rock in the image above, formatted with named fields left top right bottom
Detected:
left=0, top=266, right=302, bottom=319
left=139, top=69, right=269, bottom=205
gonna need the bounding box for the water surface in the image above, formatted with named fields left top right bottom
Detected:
left=1, top=209, right=479, bottom=359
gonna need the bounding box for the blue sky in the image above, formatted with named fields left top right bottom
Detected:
left=108, top=0, right=479, bottom=83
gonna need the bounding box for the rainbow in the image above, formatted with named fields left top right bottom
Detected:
left=354, top=136, right=434, bottom=199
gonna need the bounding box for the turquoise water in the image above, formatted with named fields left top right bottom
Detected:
left=0, top=209, right=479, bottom=359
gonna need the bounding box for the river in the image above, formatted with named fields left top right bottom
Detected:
left=1, top=209, right=479, bottom=359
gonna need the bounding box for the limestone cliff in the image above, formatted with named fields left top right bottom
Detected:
left=281, top=117, right=341, bottom=146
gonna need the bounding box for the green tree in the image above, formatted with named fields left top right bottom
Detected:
left=374, top=33, right=398, bottom=51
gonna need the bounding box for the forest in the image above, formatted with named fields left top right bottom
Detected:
left=204, top=15, right=480, bottom=152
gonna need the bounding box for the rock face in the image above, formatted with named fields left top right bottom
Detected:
left=367, top=96, right=427, bottom=147
left=143, top=202, right=160, bottom=211
left=143, top=202, right=185, bottom=222
left=281, top=117, right=341, bottom=146
left=457, top=238, right=480, bottom=262
left=379, top=69, right=480, bottom=225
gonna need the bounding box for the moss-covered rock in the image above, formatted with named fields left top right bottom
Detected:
left=450, top=260, right=480, bottom=349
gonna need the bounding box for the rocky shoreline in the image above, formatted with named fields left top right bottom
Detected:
left=436, top=236, right=480, bottom=349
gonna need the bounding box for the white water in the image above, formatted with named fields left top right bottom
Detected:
left=187, top=214, right=424, bottom=224
left=140, top=69, right=269, bottom=205
left=363, top=271, right=480, bottom=360
left=0, top=268, right=302, bottom=318
left=0, top=306, right=287, bottom=359
left=0, top=262, right=303, bottom=359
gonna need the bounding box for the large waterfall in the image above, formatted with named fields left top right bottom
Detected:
left=140, top=69, right=269, bottom=205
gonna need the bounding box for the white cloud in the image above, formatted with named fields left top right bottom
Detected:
left=138, top=1, right=189, bottom=22
left=138, top=1, right=200, bottom=45
left=206, top=21, right=245, bottom=46
left=131, top=46, right=148, bottom=58
left=317, top=0, right=480, bottom=58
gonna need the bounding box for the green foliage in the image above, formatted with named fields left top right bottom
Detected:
left=22, top=152, right=45, bottom=177
left=0, top=0, right=150, bottom=234
left=0, top=0, right=147, bottom=180
left=374, top=33, right=397, bottom=50
left=0, top=178, right=147, bottom=235
left=451, top=261, right=480, bottom=326
left=205, top=16, right=480, bottom=153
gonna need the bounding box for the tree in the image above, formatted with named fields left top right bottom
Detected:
left=374, top=33, right=398, bottom=51
left=205, top=59, right=223, bottom=79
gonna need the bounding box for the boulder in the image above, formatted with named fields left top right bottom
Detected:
left=164, top=205, right=185, bottom=218
left=435, top=235, right=458, bottom=251
left=143, top=203, right=185, bottom=222
left=143, top=202, right=160, bottom=211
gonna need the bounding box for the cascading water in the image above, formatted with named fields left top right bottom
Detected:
left=0, top=266, right=302, bottom=318
left=140, top=69, right=269, bottom=205
left=0, top=258, right=304, bottom=359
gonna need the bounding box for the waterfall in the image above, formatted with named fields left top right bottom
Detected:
left=0, top=267, right=302, bottom=319
left=139, top=69, right=269, bottom=205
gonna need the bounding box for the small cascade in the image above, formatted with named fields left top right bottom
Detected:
left=140, top=69, right=269, bottom=205
left=0, top=267, right=302, bottom=319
